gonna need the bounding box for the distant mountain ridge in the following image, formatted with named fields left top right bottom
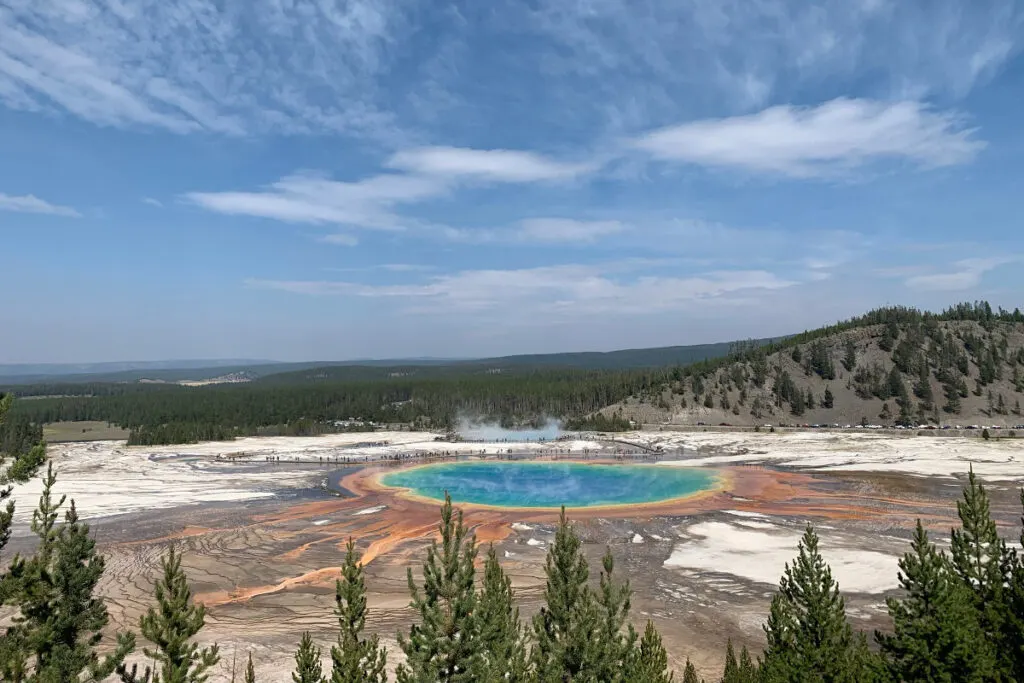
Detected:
left=0, top=340, right=774, bottom=385
left=0, top=359, right=275, bottom=378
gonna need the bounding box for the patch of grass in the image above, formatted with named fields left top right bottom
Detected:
left=43, top=421, right=129, bottom=443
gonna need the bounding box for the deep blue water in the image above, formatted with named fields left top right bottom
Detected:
left=379, top=461, right=718, bottom=508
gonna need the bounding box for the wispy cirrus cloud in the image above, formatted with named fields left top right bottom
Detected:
left=905, top=257, right=1016, bottom=291
left=0, top=192, right=79, bottom=217
left=440, top=218, right=624, bottom=245
left=1, top=0, right=1019, bottom=146
left=0, top=0, right=410, bottom=139
left=319, top=233, right=359, bottom=247
left=634, top=98, right=984, bottom=177
left=523, top=0, right=1023, bottom=131
left=246, top=263, right=797, bottom=315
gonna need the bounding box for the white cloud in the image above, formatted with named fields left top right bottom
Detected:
left=0, top=0, right=409, bottom=139
left=1, top=0, right=1018, bottom=144
left=516, top=218, right=623, bottom=243
left=0, top=192, right=79, bottom=217
left=387, top=147, right=591, bottom=182
left=142, top=197, right=162, bottom=207
left=439, top=218, right=624, bottom=245
left=905, top=257, right=1015, bottom=291
left=634, top=98, right=984, bottom=177
left=185, top=172, right=444, bottom=228
left=184, top=145, right=599, bottom=232
left=525, top=0, right=1022, bottom=127
left=246, top=264, right=797, bottom=315
left=320, top=233, right=359, bottom=246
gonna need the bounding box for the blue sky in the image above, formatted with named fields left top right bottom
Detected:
left=1, top=0, right=1023, bottom=363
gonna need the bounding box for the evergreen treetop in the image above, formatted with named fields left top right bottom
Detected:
left=949, top=467, right=1013, bottom=677
left=630, top=621, right=673, bottom=683
left=118, top=544, right=220, bottom=683
left=476, top=544, right=528, bottom=683
left=531, top=507, right=600, bottom=682
left=292, top=632, right=325, bottom=683
left=760, top=525, right=868, bottom=683
left=397, top=493, right=480, bottom=683
left=331, top=538, right=386, bottom=683
left=878, top=519, right=996, bottom=682
left=244, top=652, right=255, bottom=683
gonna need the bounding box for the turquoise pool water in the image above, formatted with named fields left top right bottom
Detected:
left=379, top=461, right=719, bottom=509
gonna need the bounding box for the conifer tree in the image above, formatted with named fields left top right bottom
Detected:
left=629, top=621, right=673, bottom=683
left=1006, top=490, right=1024, bottom=681
left=594, top=547, right=637, bottom=681
left=949, top=468, right=1013, bottom=677
left=877, top=519, right=996, bottom=681
left=682, top=659, right=701, bottom=683
left=292, top=632, right=325, bottom=683
left=760, top=525, right=873, bottom=682
left=721, top=640, right=738, bottom=683
left=118, top=545, right=220, bottom=683
left=531, top=507, right=600, bottom=681
left=397, top=493, right=480, bottom=683
left=721, top=640, right=759, bottom=683
left=737, top=646, right=757, bottom=682
left=244, top=652, right=256, bottom=683
left=2, top=464, right=134, bottom=681
left=0, top=393, right=47, bottom=582
left=476, top=544, right=528, bottom=682
left=331, top=538, right=386, bottom=683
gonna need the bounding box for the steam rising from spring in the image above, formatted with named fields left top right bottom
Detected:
left=455, top=415, right=563, bottom=442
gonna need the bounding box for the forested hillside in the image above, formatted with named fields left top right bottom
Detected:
left=7, top=367, right=669, bottom=445
left=609, top=302, right=1024, bottom=427
left=7, top=302, right=1022, bottom=443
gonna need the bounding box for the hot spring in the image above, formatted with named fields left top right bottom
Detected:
left=378, top=461, right=721, bottom=509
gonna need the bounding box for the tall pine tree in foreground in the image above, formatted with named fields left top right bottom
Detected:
left=760, top=524, right=877, bottom=683
left=331, top=538, right=386, bottom=683
left=118, top=545, right=220, bottom=683
left=721, top=639, right=758, bottom=683
left=878, top=519, right=996, bottom=681
left=682, top=659, right=701, bottom=683
left=531, top=507, right=600, bottom=681
left=292, top=632, right=325, bottom=683
left=397, top=493, right=480, bottom=683
left=0, top=392, right=47, bottom=611
left=736, top=646, right=757, bottom=682
left=1007, top=490, right=1024, bottom=681
left=630, top=621, right=673, bottom=683
left=594, top=547, right=638, bottom=682
left=476, top=544, right=528, bottom=682
left=2, top=464, right=134, bottom=681
left=950, top=467, right=1014, bottom=679
left=244, top=652, right=256, bottom=683
left=721, top=640, right=738, bottom=683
